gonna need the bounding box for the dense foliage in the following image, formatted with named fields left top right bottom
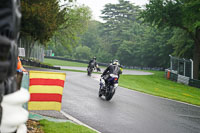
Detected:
left=77, top=0, right=176, bottom=68
left=45, top=0, right=199, bottom=78
left=20, top=0, right=91, bottom=58
left=141, top=0, right=200, bottom=78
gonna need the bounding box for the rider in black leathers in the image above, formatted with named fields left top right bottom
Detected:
left=101, top=60, right=122, bottom=86
left=88, top=57, right=101, bottom=71
left=88, top=57, right=97, bottom=69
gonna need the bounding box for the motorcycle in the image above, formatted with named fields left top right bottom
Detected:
left=87, top=66, right=93, bottom=76
left=99, top=74, right=119, bottom=101
left=87, top=64, right=101, bottom=76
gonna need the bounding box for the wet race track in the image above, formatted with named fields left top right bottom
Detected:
left=27, top=67, right=200, bottom=133
left=60, top=70, right=200, bottom=133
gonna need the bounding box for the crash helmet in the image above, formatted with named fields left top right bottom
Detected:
left=113, top=59, right=119, bottom=65
left=93, top=57, right=96, bottom=60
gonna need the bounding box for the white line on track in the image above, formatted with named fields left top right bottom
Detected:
left=60, top=110, right=101, bottom=133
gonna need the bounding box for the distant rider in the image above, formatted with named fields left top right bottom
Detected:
left=88, top=57, right=100, bottom=71
left=88, top=57, right=97, bottom=69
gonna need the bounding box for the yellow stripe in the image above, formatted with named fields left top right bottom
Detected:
left=28, top=102, right=61, bottom=111
left=29, top=86, right=63, bottom=94
left=29, top=71, right=66, bottom=80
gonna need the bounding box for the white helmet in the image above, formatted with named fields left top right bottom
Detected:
left=113, top=60, right=119, bottom=65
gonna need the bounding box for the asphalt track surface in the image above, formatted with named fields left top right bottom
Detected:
left=55, top=66, right=153, bottom=75
left=27, top=67, right=200, bottom=133
left=61, top=71, right=200, bottom=133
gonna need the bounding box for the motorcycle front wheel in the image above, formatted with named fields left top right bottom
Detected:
left=98, top=87, right=102, bottom=97
left=105, top=86, right=115, bottom=101
left=87, top=68, right=91, bottom=76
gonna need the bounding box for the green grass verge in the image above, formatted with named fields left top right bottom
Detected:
left=119, top=71, right=200, bottom=106
left=44, top=58, right=106, bottom=68
left=30, top=58, right=200, bottom=106
left=39, top=120, right=96, bottom=133
left=44, top=58, right=88, bottom=67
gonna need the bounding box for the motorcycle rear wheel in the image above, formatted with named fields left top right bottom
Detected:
left=98, top=91, right=102, bottom=97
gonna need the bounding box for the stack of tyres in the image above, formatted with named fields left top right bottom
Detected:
left=0, top=0, right=21, bottom=124
left=0, top=0, right=29, bottom=133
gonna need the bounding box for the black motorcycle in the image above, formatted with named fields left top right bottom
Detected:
left=87, top=64, right=100, bottom=76
left=99, top=74, right=119, bottom=101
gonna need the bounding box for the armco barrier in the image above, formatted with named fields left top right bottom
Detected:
left=45, top=56, right=165, bottom=70
left=189, top=79, right=200, bottom=88
left=21, top=58, right=60, bottom=70
left=165, top=69, right=200, bottom=89
left=45, top=56, right=109, bottom=66
left=169, top=72, right=178, bottom=82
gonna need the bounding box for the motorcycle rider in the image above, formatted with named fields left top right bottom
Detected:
left=101, top=60, right=122, bottom=87
left=88, top=57, right=100, bottom=71
left=88, top=57, right=97, bottom=69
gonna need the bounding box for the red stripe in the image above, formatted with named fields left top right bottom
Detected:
left=30, top=93, right=62, bottom=102
left=30, top=78, right=64, bottom=87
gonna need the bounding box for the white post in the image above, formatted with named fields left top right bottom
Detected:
left=183, top=59, right=185, bottom=76
left=169, top=55, right=172, bottom=70
left=190, top=59, right=193, bottom=79
left=19, top=38, right=21, bottom=47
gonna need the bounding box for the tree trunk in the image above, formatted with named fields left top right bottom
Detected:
left=22, top=36, right=35, bottom=59
left=193, top=41, right=200, bottom=79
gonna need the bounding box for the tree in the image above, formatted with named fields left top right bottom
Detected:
left=80, top=21, right=101, bottom=51
left=168, top=28, right=193, bottom=58
left=21, top=0, right=67, bottom=57
left=100, top=0, right=141, bottom=57
left=47, top=5, right=91, bottom=55
left=74, top=45, right=92, bottom=60
left=141, top=0, right=200, bottom=79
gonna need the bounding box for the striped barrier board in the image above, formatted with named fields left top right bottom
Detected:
left=28, top=71, right=66, bottom=111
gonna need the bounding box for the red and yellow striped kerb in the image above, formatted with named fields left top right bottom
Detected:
left=28, top=71, right=66, bottom=111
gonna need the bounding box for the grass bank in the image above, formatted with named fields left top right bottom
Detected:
left=44, top=58, right=88, bottom=67
left=42, top=58, right=200, bottom=106
left=119, top=71, right=200, bottom=106
left=39, top=120, right=96, bottom=133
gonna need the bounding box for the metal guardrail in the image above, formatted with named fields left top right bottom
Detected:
left=45, top=56, right=165, bottom=71
left=165, top=69, right=200, bottom=89
left=45, top=56, right=109, bottom=67
left=21, top=58, right=60, bottom=70
left=189, top=79, right=200, bottom=88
